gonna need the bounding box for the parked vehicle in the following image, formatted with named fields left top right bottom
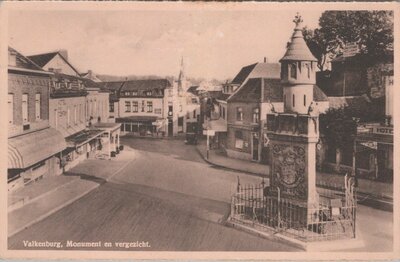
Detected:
left=185, top=123, right=198, bottom=145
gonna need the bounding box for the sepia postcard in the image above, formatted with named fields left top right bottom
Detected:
left=0, top=1, right=399, bottom=260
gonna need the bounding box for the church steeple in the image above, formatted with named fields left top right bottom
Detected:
left=177, top=56, right=185, bottom=92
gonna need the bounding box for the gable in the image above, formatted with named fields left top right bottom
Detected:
left=42, top=53, right=80, bottom=76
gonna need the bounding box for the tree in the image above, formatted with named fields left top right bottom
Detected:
left=303, top=11, right=394, bottom=71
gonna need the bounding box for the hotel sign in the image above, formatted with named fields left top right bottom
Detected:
left=372, top=127, right=393, bottom=135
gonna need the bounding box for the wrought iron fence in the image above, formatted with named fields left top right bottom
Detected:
left=230, top=178, right=356, bottom=242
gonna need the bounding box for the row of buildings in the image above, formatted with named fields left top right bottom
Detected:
left=104, top=59, right=200, bottom=137
left=199, top=29, right=393, bottom=182
left=7, top=47, right=201, bottom=191
left=7, top=47, right=123, bottom=191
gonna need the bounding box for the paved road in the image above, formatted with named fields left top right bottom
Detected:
left=9, top=137, right=297, bottom=251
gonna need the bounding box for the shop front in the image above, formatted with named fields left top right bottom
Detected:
left=8, top=128, right=66, bottom=191
left=64, top=129, right=105, bottom=170
left=117, top=116, right=165, bottom=137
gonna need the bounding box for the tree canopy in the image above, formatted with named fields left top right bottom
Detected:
left=303, top=11, right=394, bottom=71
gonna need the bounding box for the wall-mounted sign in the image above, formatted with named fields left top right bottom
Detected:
left=373, top=126, right=393, bottom=135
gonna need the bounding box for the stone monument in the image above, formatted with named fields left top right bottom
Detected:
left=266, top=14, right=320, bottom=223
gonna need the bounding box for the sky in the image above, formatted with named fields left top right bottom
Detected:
left=8, top=6, right=325, bottom=80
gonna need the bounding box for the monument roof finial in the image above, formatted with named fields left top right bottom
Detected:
left=293, top=12, right=303, bottom=29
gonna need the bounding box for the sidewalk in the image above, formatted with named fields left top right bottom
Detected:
left=8, top=149, right=135, bottom=237
left=195, top=140, right=269, bottom=177
left=195, top=140, right=393, bottom=204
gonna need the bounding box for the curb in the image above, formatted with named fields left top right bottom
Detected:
left=194, top=146, right=268, bottom=178
left=226, top=218, right=365, bottom=251
left=8, top=154, right=136, bottom=238
left=8, top=176, right=80, bottom=213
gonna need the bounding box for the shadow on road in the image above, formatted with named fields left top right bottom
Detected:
left=64, top=172, right=107, bottom=185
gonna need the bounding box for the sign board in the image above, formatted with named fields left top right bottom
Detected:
left=372, top=126, right=393, bottom=135
left=202, top=130, right=215, bottom=136
left=360, top=141, right=378, bottom=150
left=343, top=42, right=359, bottom=58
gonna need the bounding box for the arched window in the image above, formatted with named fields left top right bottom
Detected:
left=306, top=63, right=311, bottom=79
left=290, top=63, right=297, bottom=79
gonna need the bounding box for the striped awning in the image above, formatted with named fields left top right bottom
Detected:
left=8, top=128, right=67, bottom=169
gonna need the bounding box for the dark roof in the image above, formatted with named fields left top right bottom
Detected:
left=217, top=93, right=231, bottom=101
left=231, top=63, right=257, bottom=85
left=28, top=51, right=81, bottom=75
left=207, top=90, right=223, bottom=99
left=120, top=79, right=171, bottom=92
left=8, top=47, right=45, bottom=71
left=28, top=52, right=58, bottom=67
left=328, top=95, right=371, bottom=110
left=313, top=85, right=329, bottom=102
left=231, top=63, right=281, bottom=85
left=187, top=85, right=199, bottom=96
left=228, top=78, right=328, bottom=104
left=228, top=78, right=282, bottom=103
left=102, top=81, right=125, bottom=91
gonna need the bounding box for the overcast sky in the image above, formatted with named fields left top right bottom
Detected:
left=9, top=6, right=325, bottom=80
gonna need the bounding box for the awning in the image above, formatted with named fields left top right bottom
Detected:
left=8, top=128, right=67, bottom=169
left=66, top=129, right=105, bottom=148
left=204, top=118, right=227, bottom=132
left=92, top=122, right=121, bottom=133
left=116, top=116, right=161, bottom=123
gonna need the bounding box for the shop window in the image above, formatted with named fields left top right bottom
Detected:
left=147, top=101, right=153, bottom=112
left=236, top=107, right=243, bottom=121
left=235, top=130, right=244, bottom=149
left=125, top=101, right=131, bottom=112
left=253, top=108, right=259, bottom=123
left=8, top=94, right=13, bottom=124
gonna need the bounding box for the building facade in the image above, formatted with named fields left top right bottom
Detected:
left=115, top=79, right=170, bottom=136
left=8, top=47, right=66, bottom=191
left=29, top=50, right=120, bottom=170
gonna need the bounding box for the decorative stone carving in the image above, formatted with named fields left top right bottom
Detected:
left=271, top=143, right=308, bottom=200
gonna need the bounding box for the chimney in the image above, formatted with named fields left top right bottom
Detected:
left=59, top=49, right=68, bottom=61
left=88, top=70, right=93, bottom=78
left=264, top=57, right=268, bottom=63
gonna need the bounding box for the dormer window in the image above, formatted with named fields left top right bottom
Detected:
left=290, top=63, right=297, bottom=79
left=132, top=91, right=138, bottom=96
left=146, top=91, right=152, bottom=96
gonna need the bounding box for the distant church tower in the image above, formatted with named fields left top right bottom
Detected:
left=177, top=56, right=186, bottom=93
left=280, top=14, right=317, bottom=114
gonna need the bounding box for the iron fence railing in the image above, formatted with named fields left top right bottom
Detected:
left=230, top=182, right=356, bottom=242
